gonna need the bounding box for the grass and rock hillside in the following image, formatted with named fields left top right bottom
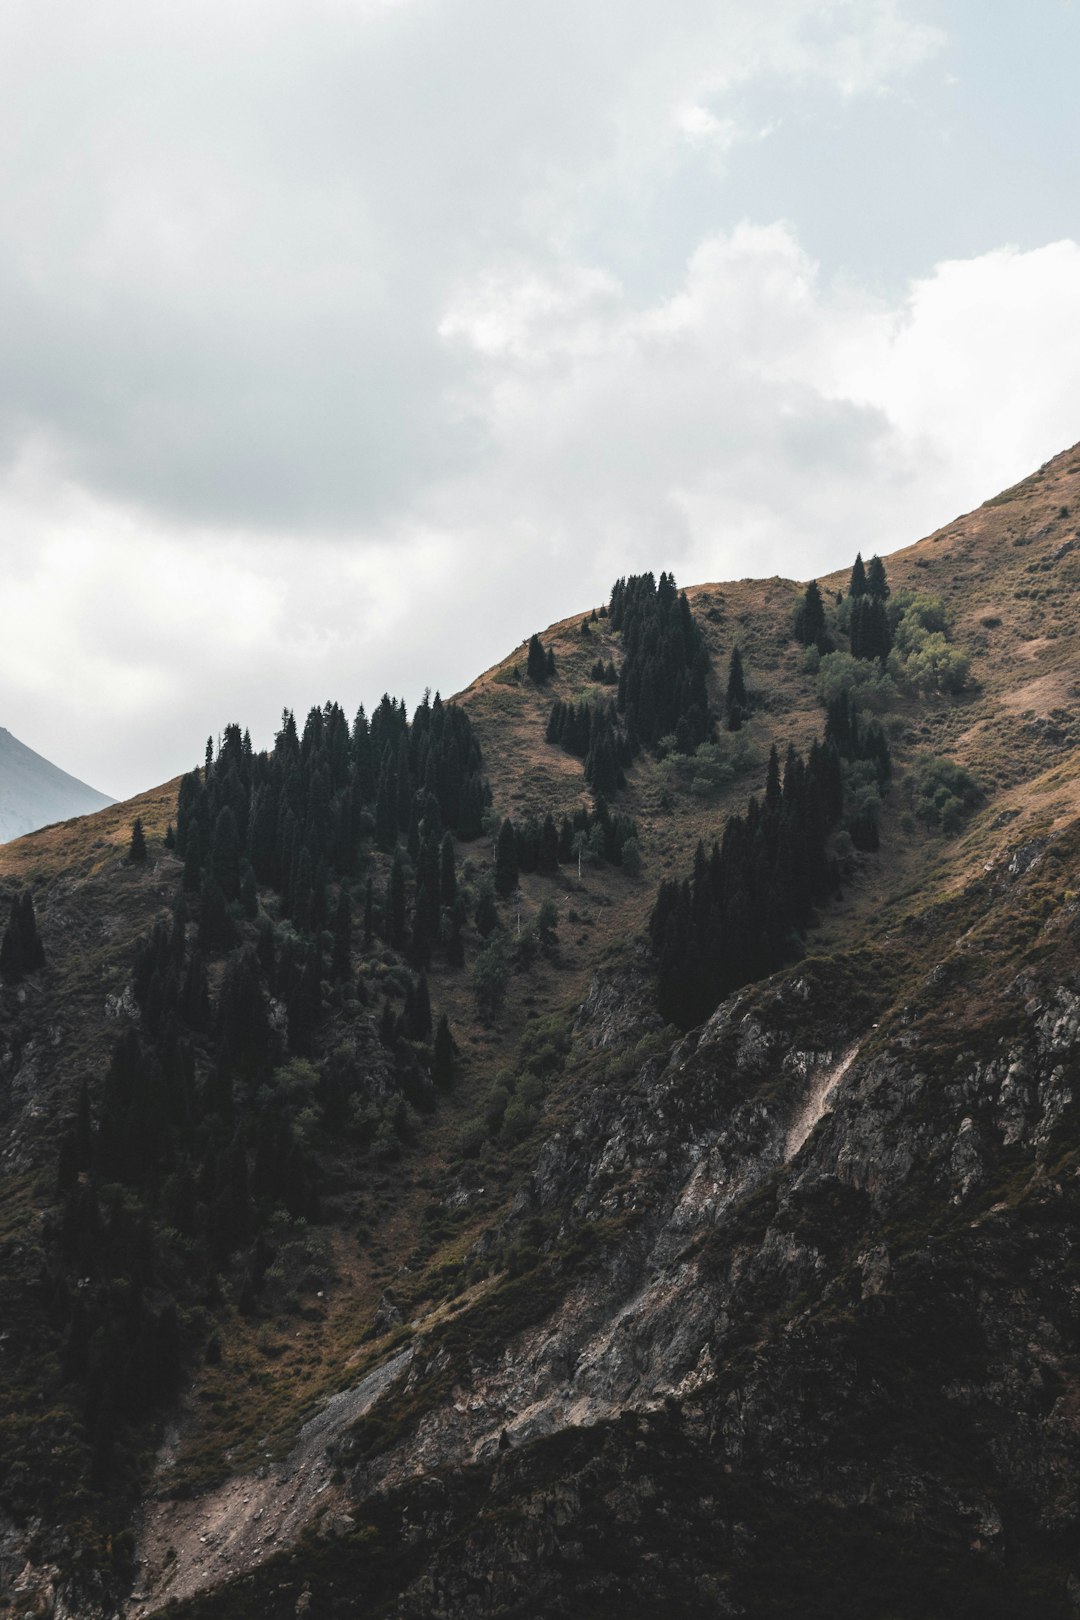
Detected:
left=2, top=441, right=1080, bottom=1617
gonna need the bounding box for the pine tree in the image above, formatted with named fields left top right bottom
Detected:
left=725, top=647, right=749, bottom=732
left=1, top=890, right=45, bottom=982
left=526, top=635, right=549, bottom=684
left=331, top=889, right=351, bottom=980
left=475, top=878, right=498, bottom=938
left=849, top=552, right=867, bottom=598
left=129, top=818, right=148, bottom=864
left=866, top=554, right=889, bottom=599
left=794, top=580, right=827, bottom=649
left=387, top=851, right=407, bottom=950
left=438, top=832, right=458, bottom=907
left=538, top=813, right=560, bottom=874
left=433, top=1013, right=455, bottom=1089
left=494, top=817, right=519, bottom=897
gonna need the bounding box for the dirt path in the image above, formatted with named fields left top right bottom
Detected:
left=784, top=1045, right=860, bottom=1163
left=127, top=1347, right=414, bottom=1617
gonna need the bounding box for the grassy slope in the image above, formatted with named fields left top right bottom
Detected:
left=2, top=441, right=1080, bottom=1598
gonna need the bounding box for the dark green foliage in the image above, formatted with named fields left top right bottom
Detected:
left=475, top=879, right=498, bottom=938
left=849, top=593, right=892, bottom=662
left=472, top=937, right=510, bottom=1022
left=849, top=551, right=867, bottom=597
left=794, top=580, right=828, bottom=650
left=0, top=889, right=45, bottom=982
left=725, top=646, right=749, bottom=731
left=651, top=738, right=843, bottom=1028
left=548, top=572, right=711, bottom=791
left=331, top=889, right=351, bottom=981
left=866, top=553, right=889, bottom=598
left=911, top=755, right=982, bottom=833
left=432, top=1013, right=456, bottom=1089
left=495, top=818, right=519, bottom=897
left=129, top=818, right=148, bottom=864
left=526, top=635, right=552, bottom=684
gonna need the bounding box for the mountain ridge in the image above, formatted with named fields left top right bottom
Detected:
left=2, top=440, right=1080, bottom=1617
left=0, top=724, right=114, bottom=845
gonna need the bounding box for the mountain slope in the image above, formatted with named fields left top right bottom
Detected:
left=0, top=725, right=114, bottom=843
left=3, top=442, right=1080, bottom=1618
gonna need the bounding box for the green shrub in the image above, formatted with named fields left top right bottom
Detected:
left=910, top=754, right=981, bottom=833
left=816, top=651, right=895, bottom=712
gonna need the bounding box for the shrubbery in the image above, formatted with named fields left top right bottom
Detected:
left=910, top=754, right=981, bottom=832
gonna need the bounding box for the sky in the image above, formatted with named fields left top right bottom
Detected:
left=2, top=0, right=1080, bottom=800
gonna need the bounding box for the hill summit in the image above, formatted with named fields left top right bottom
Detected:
left=3, top=440, right=1080, bottom=1618
left=0, top=725, right=113, bottom=843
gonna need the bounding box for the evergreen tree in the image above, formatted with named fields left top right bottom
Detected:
left=432, top=1013, right=455, bottom=1089
left=1, top=890, right=45, bottom=982
left=129, top=818, right=148, bottom=864
left=849, top=552, right=867, bottom=598
left=475, top=878, right=498, bottom=938
left=331, top=888, right=351, bottom=980
left=494, top=817, right=519, bottom=897
left=439, top=832, right=458, bottom=908
left=387, top=852, right=407, bottom=950
left=538, top=813, right=560, bottom=874
left=794, top=580, right=827, bottom=649
left=526, top=635, right=550, bottom=684
left=866, top=554, right=889, bottom=599
left=725, top=647, right=749, bottom=732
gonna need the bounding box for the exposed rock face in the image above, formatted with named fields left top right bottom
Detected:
left=157, top=832, right=1080, bottom=1617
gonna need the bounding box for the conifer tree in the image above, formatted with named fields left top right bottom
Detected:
left=866, top=554, right=889, bottom=599
left=725, top=647, right=749, bottom=732
left=439, top=832, right=458, bottom=908
left=494, top=817, right=519, bottom=897
left=849, top=552, right=867, bottom=598
left=475, top=877, right=498, bottom=938
left=794, top=580, right=827, bottom=649
left=331, top=889, right=351, bottom=980
left=538, top=812, right=560, bottom=874
left=526, top=635, right=549, bottom=684
left=129, top=817, right=148, bottom=864
left=387, top=851, right=407, bottom=950
left=433, top=1013, right=455, bottom=1089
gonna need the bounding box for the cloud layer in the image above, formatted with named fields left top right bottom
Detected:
left=0, top=1, right=1078, bottom=797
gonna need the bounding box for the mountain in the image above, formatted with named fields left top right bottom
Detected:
left=0, top=725, right=114, bottom=843
left=2, top=443, right=1080, bottom=1618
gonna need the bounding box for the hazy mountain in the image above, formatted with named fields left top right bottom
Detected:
left=0, top=725, right=113, bottom=843
left=3, top=443, right=1080, bottom=1617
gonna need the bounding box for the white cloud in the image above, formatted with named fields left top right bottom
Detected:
left=4, top=1, right=1080, bottom=802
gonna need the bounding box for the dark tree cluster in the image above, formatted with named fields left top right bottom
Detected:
left=847, top=552, right=892, bottom=662
left=794, top=580, right=830, bottom=652
left=43, top=689, right=484, bottom=1490
left=0, top=889, right=45, bottom=983
left=824, top=694, right=893, bottom=850
left=526, top=634, right=556, bottom=684
left=650, top=739, right=844, bottom=1029
left=546, top=571, right=713, bottom=797
left=515, top=799, right=639, bottom=876
left=610, top=571, right=712, bottom=755
left=174, top=692, right=488, bottom=950
left=545, top=699, right=631, bottom=799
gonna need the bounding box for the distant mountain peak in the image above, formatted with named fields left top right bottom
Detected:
left=0, top=726, right=113, bottom=843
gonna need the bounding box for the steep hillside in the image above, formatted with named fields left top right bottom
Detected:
left=2, top=442, right=1080, bottom=1618
left=0, top=726, right=114, bottom=844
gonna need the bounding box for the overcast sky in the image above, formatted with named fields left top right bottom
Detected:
left=3, top=0, right=1080, bottom=799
